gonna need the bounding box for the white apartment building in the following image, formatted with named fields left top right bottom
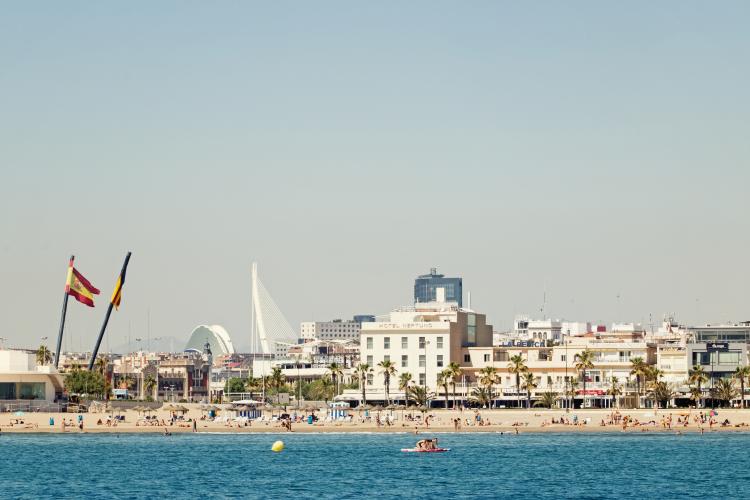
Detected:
left=352, top=301, right=494, bottom=403
left=513, top=316, right=562, bottom=342
left=300, top=320, right=361, bottom=342
left=467, top=336, right=655, bottom=408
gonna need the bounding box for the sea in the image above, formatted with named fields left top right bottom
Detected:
left=1, top=432, right=747, bottom=499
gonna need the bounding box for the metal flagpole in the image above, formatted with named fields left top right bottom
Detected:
left=54, top=255, right=74, bottom=368
left=89, top=252, right=131, bottom=370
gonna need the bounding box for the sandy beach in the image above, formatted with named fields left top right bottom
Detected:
left=3, top=405, right=750, bottom=434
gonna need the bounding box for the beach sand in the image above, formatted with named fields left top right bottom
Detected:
left=3, top=405, right=750, bottom=434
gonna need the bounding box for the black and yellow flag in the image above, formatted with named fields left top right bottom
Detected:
left=110, top=251, right=132, bottom=310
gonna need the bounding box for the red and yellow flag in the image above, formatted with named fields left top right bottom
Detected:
left=65, top=257, right=100, bottom=307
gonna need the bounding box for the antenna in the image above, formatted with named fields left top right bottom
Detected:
left=540, top=288, right=546, bottom=319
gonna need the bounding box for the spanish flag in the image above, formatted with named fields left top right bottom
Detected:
left=65, top=257, right=100, bottom=307
left=110, top=252, right=132, bottom=310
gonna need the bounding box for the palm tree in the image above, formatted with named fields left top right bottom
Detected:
left=378, top=360, right=397, bottom=405
left=629, top=357, right=647, bottom=408
left=478, top=366, right=498, bottom=408
left=144, top=375, right=157, bottom=400
left=568, top=378, right=579, bottom=408
left=270, top=367, right=285, bottom=404
left=327, top=362, right=343, bottom=396
left=574, top=349, right=595, bottom=408
left=607, top=376, right=622, bottom=409
left=508, top=354, right=527, bottom=408
left=713, top=378, right=738, bottom=408
left=437, top=369, right=451, bottom=408
left=408, top=385, right=434, bottom=407
left=688, top=365, right=709, bottom=409
left=733, top=366, right=750, bottom=409
left=648, top=381, right=675, bottom=409
left=446, top=362, right=462, bottom=409
left=534, top=391, right=558, bottom=409
left=318, top=376, right=334, bottom=402
left=521, top=371, right=538, bottom=409
left=355, top=363, right=372, bottom=405
left=689, top=386, right=703, bottom=408
left=470, top=386, right=492, bottom=407
left=399, top=372, right=413, bottom=406
left=35, top=344, right=53, bottom=366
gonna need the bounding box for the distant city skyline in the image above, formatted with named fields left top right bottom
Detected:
left=1, top=2, right=748, bottom=351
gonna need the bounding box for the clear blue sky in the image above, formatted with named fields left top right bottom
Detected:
left=1, top=1, right=748, bottom=351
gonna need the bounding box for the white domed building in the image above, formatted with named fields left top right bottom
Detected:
left=184, top=325, right=235, bottom=356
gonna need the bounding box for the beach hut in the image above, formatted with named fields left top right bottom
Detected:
left=329, top=401, right=350, bottom=420
left=232, top=403, right=261, bottom=419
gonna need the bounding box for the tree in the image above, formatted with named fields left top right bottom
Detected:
left=355, top=363, right=372, bottom=405
left=399, top=372, right=413, bottom=406
left=119, top=375, right=135, bottom=391
left=713, top=378, right=738, bottom=408
left=534, top=391, right=558, bottom=409
left=308, top=376, right=334, bottom=402
left=688, top=365, right=709, bottom=409
left=648, top=381, right=675, bottom=409
left=226, top=377, right=246, bottom=394
left=521, top=371, right=538, bottom=409
left=35, top=344, right=53, bottom=366
left=437, top=369, right=451, bottom=408
left=270, top=367, right=285, bottom=404
left=327, top=362, right=343, bottom=396
left=607, top=376, right=622, bottom=409
left=446, top=362, right=462, bottom=409
left=378, top=359, right=397, bottom=405
left=408, top=385, right=434, bottom=407
left=733, top=366, right=750, bottom=409
left=478, top=366, right=498, bottom=408
left=508, top=354, right=527, bottom=408
left=574, top=349, right=595, bottom=408
left=630, top=357, right=647, bottom=408
left=568, top=378, right=579, bottom=408
left=144, top=375, right=157, bottom=400
left=470, top=386, right=491, bottom=407
left=65, top=368, right=106, bottom=399
left=689, top=386, right=703, bottom=408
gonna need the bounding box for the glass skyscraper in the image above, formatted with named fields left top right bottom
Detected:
left=414, top=268, right=462, bottom=306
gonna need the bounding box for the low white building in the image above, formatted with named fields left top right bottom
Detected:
left=0, top=350, right=64, bottom=405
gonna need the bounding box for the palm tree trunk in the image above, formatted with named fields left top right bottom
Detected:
left=516, top=375, right=520, bottom=409
left=452, top=383, right=457, bottom=409
left=742, top=379, right=746, bottom=409
left=582, top=371, right=586, bottom=409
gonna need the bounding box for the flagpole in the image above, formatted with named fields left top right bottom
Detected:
left=89, top=252, right=131, bottom=370
left=54, top=255, right=74, bottom=369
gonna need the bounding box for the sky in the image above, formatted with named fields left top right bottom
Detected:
left=1, top=1, right=748, bottom=352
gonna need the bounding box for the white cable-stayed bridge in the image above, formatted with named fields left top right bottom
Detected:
left=250, top=262, right=298, bottom=356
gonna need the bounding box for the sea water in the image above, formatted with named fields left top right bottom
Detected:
left=1, top=432, right=748, bottom=499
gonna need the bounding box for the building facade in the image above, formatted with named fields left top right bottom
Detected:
left=414, top=268, right=462, bottom=307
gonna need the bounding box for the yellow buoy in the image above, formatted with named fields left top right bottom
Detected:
left=271, top=440, right=285, bottom=452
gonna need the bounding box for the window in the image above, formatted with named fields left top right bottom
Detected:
left=464, top=354, right=471, bottom=363
left=436, top=336, right=443, bottom=349
left=367, top=373, right=373, bottom=386
left=384, top=337, right=390, bottom=349
left=401, top=355, right=408, bottom=368
left=419, top=337, right=426, bottom=349
left=401, top=337, right=408, bottom=349
left=467, top=314, right=476, bottom=344
left=419, top=373, right=426, bottom=386
left=366, top=337, right=373, bottom=349
left=384, top=355, right=390, bottom=363
left=437, top=355, right=444, bottom=367
left=419, top=355, right=426, bottom=368
left=561, top=354, right=567, bottom=362
left=367, top=355, right=373, bottom=366
left=719, top=351, right=740, bottom=364
left=483, top=354, right=490, bottom=362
